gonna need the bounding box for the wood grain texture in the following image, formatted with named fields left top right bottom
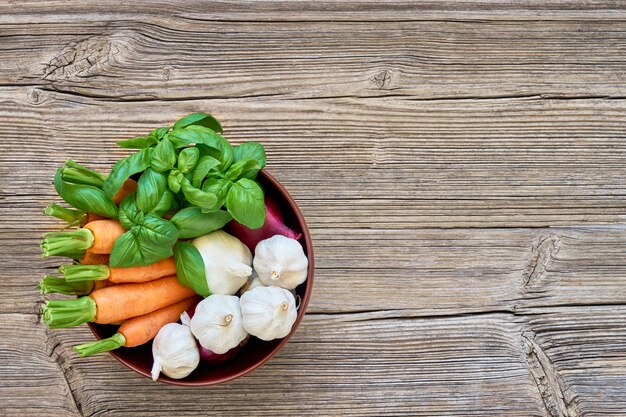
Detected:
left=1, top=1, right=626, bottom=416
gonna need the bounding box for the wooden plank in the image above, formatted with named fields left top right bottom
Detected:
left=38, top=312, right=547, bottom=416
left=7, top=223, right=626, bottom=316
left=2, top=17, right=626, bottom=100
left=0, top=313, right=80, bottom=417
left=525, top=306, right=626, bottom=416
left=1, top=91, right=626, bottom=228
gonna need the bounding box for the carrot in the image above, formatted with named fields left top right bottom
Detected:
left=79, top=252, right=109, bottom=265
left=83, top=220, right=126, bottom=254
left=73, top=298, right=196, bottom=356
left=112, top=179, right=137, bottom=205
left=59, top=257, right=177, bottom=284
left=93, top=280, right=112, bottom=291
left=42, top=275, right=197, bottom=328
left=41, top=219, right=125, bottom=259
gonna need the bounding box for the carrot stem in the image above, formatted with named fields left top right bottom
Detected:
left=43, top=297, right=96, bottom=328
left=60, top=264, right=109, bottom=282
left=60, top=160, right=106, bottom=188
left=44, top=204, right=87, bottom=226
left=74, top=333, right=126, bottom=357
left=37, top=275, right=94, bottom=295
left=41, top=229, right=94, bottom=259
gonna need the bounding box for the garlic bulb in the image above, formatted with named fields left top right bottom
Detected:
left=254, top=235, right=308, bottom=290
left=240, top=286, right=297, bottom=341
left=151, top=312, right=199, bottom=381
left=239, top=271, right=264, bottom=295
left=192, top=230, right=253, bottom=295
left=190, top=294, right=248, bottom=354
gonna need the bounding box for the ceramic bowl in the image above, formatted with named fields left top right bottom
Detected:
left=88, top=170, right=314, bottom=385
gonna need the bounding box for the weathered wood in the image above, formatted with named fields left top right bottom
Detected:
left=2, top=91, right=626, bottom=228
left=1, top=1, right=626, bottom=416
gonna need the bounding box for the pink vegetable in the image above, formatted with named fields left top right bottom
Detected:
left=196, top=337, right=248, bottom=365
left=226, top=196, right=302, bottom=251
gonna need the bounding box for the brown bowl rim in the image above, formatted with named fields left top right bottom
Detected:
left=88, top=169, right=314, bottom=386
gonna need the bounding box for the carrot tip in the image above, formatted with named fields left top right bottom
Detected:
left=41, top=229, right=94, bottom=259
left=37, top=275, right=94, bottom=295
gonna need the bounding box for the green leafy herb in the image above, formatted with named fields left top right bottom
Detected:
left=224, top=158, right=261, bottom=181
left=170, top=207, right=232, bottom=239
left=149, top=189, right=177, bottom=217
left=54, top=169, right=118, bottom=219
left=168, top=126, right=233, bottom=169
left=180, top=178, right=218, bottom=211
left=103, top=148, right=153, bottom=198
left=118, top=194, right=143, bottom=229
left=136, top=168, right=167, bottom=213
left=109, top=216, right=178, bottom=267
left=178, top=147, right=200, bottom=174
left=233, top=142, right=266, bottom=168
left=201, top=178, right=232, bottom=211
left=116, top=136, right=159, bottom=149
left=191, top=155, right=221, bottom=188
left=225, top=178, right=265, bottom=229
left=150, top=138, right=177, bottom=173
left=174, top=241, right=210, bottom=296
left=173, top=112, right=223, bottom=133
left=167, top=169, right=184, bottom=193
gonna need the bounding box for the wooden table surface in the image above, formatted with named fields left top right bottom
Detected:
left=2, top=1, right=626, bottom=416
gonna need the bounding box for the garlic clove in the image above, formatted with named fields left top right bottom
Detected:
left=240, top=286, right=298, bottom=341
left=253, top=235, right=308, bottom=290
left=192, top=231, right=253, bottom=295
left=189, top=294, right=248, bottom=354
left=151, top=316, right=200, bottom=381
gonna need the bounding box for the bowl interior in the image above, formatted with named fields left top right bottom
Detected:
left=88, top=170, right=313, bottom=386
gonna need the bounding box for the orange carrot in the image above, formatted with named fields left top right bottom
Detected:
left=79, top=252, right=109, bottom=265
left=109, top=257, right=176, bottom=283
left=43, top=275, right=197, bottom=328
left=83, top=220, right=126, bottom=254
left=41, top=219, right=125, bottom=259
left=92, top=280, right=112, bottom=291
left=59, top=257, right=176, bottom=284
left=73, top=297, right=196, bottom=356
left=112, top=179, right=138, bottom=204
left=86, top=213, right=107, bottom=223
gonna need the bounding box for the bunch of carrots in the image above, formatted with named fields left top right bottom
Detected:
left=39, top=112, right=268, bottom=357
left=40, top=210, right=199, bottom=356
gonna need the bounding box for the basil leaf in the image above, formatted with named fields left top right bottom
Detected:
left=151, top=138, right=177, bottom=173
left=171, top=207, right=232, bottom=239
left=138, top=215, right=179, bottom=246
left=149, top=189, right=176, bottom=217
left=150, top=127, right=170, bottom=140
left=116, top=136, right=158, bottom=149
left=109, top=225, right=174, bottom=268
left=103, top=148, right=153, bottom=198
left=118, top=193, right=143, bottom=229
left=202, top=178, right=232, bottom=208
left=136, top=168, right=167, bottom=213
left=180, top=178, right=218, bottom=211
left=168, top=126, right=233, bottom=169
left=226, top=178, right=265, bottom=229
left=191, top=155, right=220, bottom=188
left=174, top=241, right=210, bottom=296
left=173, top=112, right=223, bottom=133
left=54, top=169, right=118, bottom=219
left=224, top=158, right=261, bottom=181
left=167, top=169, right=184, bottom=193
left=233, top=142, right=266, bottom=168
left=177, top=147, right=200, bottom=174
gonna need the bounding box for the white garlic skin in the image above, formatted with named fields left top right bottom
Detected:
left=192, top=230, right=253, bottom=295
left=151, top=313, right=199, bottom=381
left=240, top=286, right=298, bottom=341
left=253, top=235, right=308, bottom=290
left=190, top=294, right=248, bottom=354
left=239, top=271, right=264, bottom=295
